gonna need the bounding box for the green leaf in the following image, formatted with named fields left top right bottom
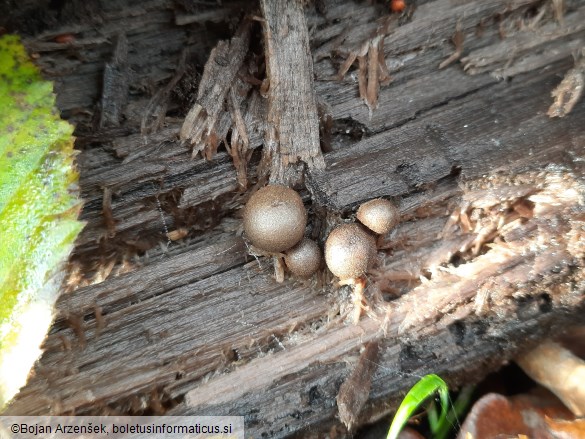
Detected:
left=429, top=385, right=474, bottom=439
left=386, top=374, right=450, bottom=439
left=0, top=35, right=84, bottom=409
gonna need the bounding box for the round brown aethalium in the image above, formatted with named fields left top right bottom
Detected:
left=284, top=238, right=322, bottom=278
left=243, top=185, right=307, bottom=253
left=324, top=223, right=376, bottom=280
left=356, top=198, right=399, bottom=235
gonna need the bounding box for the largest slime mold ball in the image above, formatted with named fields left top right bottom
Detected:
left=243, top=185, right=307, bottom=253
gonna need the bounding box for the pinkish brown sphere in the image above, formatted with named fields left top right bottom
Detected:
left=356, top=198, right=399, bottom=234
left=325, top=223, right=376, bottom=279
left=243, top=185, right=307, bottom=253
left=284, top=238, right=321, bottom=278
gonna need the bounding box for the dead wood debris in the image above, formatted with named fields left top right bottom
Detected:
left=259, top=0, right=325, bottom=185
left=372, top=181, right=540, bottom=300
left=224, top=84, right=254, bottom=191
left=438, top=26, right=464, bottom=70
left=547, top=49, right=585, bottom=117
left=336, top=17, right=395, bottom=112
left=378, top=167, right=585, bottom=336
left=141, top=49, right=188, bottom=135
left=336, top=341, right=379, bottom=432
left=100, top=33, right=129, bottom=128
left=166, top=227, right=189, bottom=242
left=317, top=100, right=334, bottom=153
left=63, top=314, right=87, bottom=349
left=27, top=35, right=109, bottom=53
left=179, top=20, right=267, bottom=190
left=440, top=183, right=538, bottom=256
left=179, top=20, right=252, bottom=159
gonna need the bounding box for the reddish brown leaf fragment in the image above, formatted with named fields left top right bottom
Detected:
left=457, top=392, right=574, bottom=439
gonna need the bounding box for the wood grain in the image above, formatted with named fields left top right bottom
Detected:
left=3, top=1, right=584, bottom=437
left=260, top=0, right=325, bottom=185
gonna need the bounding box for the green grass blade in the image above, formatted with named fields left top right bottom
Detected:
left=431, top=385, right=475, bottom=439
left=386, top=374, right=449, bottom=439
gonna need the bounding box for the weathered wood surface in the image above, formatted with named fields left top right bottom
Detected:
left=3, top=0, right=585, bottom=437
left=260, top=0, right=325, bottom=185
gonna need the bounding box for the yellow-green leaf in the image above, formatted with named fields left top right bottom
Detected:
left=0, top=35, right=84, bottom=409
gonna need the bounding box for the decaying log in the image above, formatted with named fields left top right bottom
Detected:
left=2, top=0, right=585, bottom=437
